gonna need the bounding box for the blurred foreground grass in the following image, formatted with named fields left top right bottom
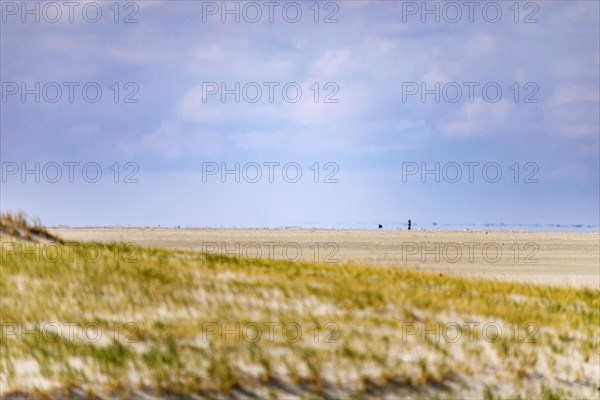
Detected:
left=1, top=231, right=599, bottom=399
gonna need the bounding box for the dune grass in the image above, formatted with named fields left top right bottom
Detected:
left=0, top=212, right=63, bottom=244
left=1, top=233, right=599, bottom=398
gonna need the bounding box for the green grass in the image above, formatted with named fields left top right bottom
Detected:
left=1, top=235, right=599, bottom=398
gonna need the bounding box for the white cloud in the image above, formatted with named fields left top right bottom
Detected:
left=119, top=121, right=223, bottom=159
left=175, top=84, right=227, bottom=123
left=465, top=34, right=496, bottom=57
left=440, top=99, right=514, bottom=137
left=309, top=48, right=352, bottom=77
left=547, top=84, right=599, bottom=138
left=551, top=84, right=599, bottom=106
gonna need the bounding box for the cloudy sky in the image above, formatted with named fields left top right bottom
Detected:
left=1, top=0, right=598, bottom=229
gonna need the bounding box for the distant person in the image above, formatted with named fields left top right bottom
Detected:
left=408, top=219, right=411, bottom=230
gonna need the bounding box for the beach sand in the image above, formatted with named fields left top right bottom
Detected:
left=52, top=228, right=600, bottom=288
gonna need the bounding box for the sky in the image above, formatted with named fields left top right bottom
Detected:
left=1, top=0, right=599, bottom=229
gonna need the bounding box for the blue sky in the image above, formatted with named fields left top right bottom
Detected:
left=1, top=0, right=599, bottom=229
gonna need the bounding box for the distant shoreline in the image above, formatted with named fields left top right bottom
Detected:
left=48, top=225, right=600, bottom=233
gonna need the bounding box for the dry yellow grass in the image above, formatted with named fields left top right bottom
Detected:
left=1, top=227, right=599, bottom=398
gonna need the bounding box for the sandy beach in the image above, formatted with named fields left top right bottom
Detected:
left=52, top=228, right=600, bottom=288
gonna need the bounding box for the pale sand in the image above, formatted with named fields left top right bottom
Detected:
left=52, top=228, right=600, bottom=288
